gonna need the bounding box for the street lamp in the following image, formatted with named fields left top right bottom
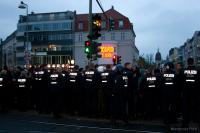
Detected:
left=18, top=1, right=28, bottom=15
left=18, top=1, right=29, bottom=66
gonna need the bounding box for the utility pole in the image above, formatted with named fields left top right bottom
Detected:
left=88, top=0, right=93, bottom=62
left=89, top=0, right=93, bottom=38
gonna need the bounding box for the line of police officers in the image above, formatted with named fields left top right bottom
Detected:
left=0, top=58, right=200, bottom=127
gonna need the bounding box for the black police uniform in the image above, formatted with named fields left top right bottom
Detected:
left=67, top=71, right=78, bottom=115
left=0, top=71, right=10, bottom=112
left=0, top=75, right=4, bottom=111
left=75, top=71, right=85, bottom=116
left=174, top=69, right=184, bottom=120
left=48, top=71, right=64, bottom=118
left=111, top=71, right=128, bottom=123
left=182, top=66, right=199, bottom=126
left=84, top=70, right=97, bottom=117
left=162, top=70, right=177, bottom=124
left=100, top=70, right=115, bottom=117
left=16, top=75, right=30, bottom=111
left=154, top=70, right=163, bottom=117
left=32, top=69, right=48, bottom=113
left=140, top=75, right=158, bottom=119
left=122, top=68, right=134, bottom=119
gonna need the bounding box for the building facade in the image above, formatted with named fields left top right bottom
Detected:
left=168, top=31, right=200, bottom=68
left=1, top=31, right=17, bottom=67
left=0, top=39, right=3, bottom=68
left=169, top=47, right=179, bottom=63
left=2, top=7, right=139, bottom=68
left=155, top=49, right=161, bottom=68
left=16, top=11, right=75, bottom=66
left=75, top=6, right=139, bottom=67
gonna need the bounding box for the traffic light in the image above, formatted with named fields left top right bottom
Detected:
left=88, top=14, right=102, bottom=40
left=113, top=55, right=122, bottom=65
left=93, top=41, right=101, bottom=53
left=113, top=55, right=117, bottom=65
left=93, top=41, right=102, bottom=58
left=117, top=56, right=122, bottom=64
left=109, top=18, right=115, bottom=31
left=85, top=41, right=91, bottom=55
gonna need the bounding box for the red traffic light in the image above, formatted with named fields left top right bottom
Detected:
left=85, top=41, right=91, bottom=46
left=113, top=55, right=117, bottom=59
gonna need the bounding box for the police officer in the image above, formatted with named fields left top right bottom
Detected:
left=154, top=68, right=163, bottom=118
left=111, top=64, right=129, bottom=124
left=84, top=63, right=99, bottom=117
left=32, top=65, right=49, bottom=113
left=48, top=67, right=64, bottom=118
left=0, top=67, right=11, bottom=113
left=122, top=62, right=134, bottom=119
left=16, top=69, right=30, bottom=111
left=76, top=67, right=85, bottom=116
left=0, top=69, right=7, bottom=112
left=131, top=66, right=141, bottom=120
left=98, top=65, right=115, bottom=118
left=66, top=65, right=79, bottom=115
left=162, top=62, right=177, bottom=125
left=95, top=65, right=105, bottom=117
left=140, top=69, right=158, bottom=120
left=182, top=58, right=199, bottom=127
left=174, top=62, right=184, bottom=120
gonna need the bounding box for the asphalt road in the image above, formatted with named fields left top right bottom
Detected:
left=0, top=111, right=198, bottom=133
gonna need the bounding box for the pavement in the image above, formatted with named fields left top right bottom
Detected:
left=0, top=111, right=199, bottom=133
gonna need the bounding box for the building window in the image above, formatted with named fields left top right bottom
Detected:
left=118, top=20, right=124, bottom=28
left=43, top=24, right=51, bottom=31
left=59, top=13, right=65, bottom=19
left=101, top=34, right=105, bottom=40
left=111, top=32, right=115, bottom=40
left=49, top=14, right=55, bottom=20
left=37, top=15, right=43, bottom=21
left=53, top=23, right=60, bottom=30
left=78, top=34, right=82, bottom=42
left=33, top=24, right=42, bottom=31
left=78, top=22, right=83, bottom=30
left=101, top=21, right=106, bottom=29
left=121, top=32, right=125, bottom=40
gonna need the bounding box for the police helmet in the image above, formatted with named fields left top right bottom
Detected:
left=165, top=62, right=174, bottom=70
left=113, top=64, right=124, bottom=74
left=97, top=66, right=106, bottom=72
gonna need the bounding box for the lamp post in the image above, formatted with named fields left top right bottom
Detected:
left=18, top=1, right=29, bottom=66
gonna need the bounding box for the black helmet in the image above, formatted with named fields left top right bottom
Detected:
left=113, top=64, right=124, bottom=74
left=165, top=62, right=174, bottom=69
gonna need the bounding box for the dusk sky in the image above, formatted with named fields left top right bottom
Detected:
left=0, top=0, right=200, bottom=58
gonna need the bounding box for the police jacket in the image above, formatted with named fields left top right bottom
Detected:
left=17, top=76, right=29, bottom=88
left=162, top=70, right=176, bottom=88
left=183, top=66, right=199, bottom=89
left=48, top=72, right=63, bottom=92
left=122, top=68, right=133, bottom=89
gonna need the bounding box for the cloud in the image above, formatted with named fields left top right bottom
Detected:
left=0, top=0, right=200, bottom=58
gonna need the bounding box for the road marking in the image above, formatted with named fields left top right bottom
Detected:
left=27, top=131, right=59, bottom=133
left=24, top=120, right=164, bottom=133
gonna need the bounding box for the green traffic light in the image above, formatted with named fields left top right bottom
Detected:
left=85, top=47, right=90, bottom=53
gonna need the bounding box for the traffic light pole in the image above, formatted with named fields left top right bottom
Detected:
left=96, top=0, right=108, bottom=20
left=89, top=0, right=93, bottom=62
